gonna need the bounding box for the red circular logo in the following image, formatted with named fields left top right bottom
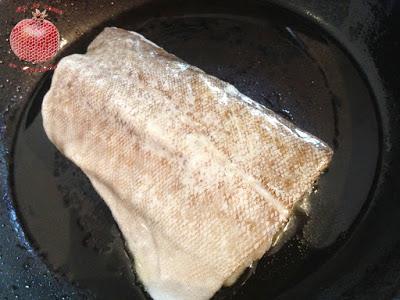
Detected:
left=10, top=9, right=60, bottom=63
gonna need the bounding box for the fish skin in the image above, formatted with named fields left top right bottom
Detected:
left=42, top=27, right=332, bottom=300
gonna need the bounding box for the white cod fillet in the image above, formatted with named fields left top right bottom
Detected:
left=42, top=27, right=332, bottom=300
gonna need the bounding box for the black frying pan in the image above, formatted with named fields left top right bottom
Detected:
left=0, top=0, right=399, bottom=299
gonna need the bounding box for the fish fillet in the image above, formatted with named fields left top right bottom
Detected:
left=42, top=27, right=332, bottom=300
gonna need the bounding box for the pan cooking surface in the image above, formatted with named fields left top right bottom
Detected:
left=11, top=2, right=380, bottom=299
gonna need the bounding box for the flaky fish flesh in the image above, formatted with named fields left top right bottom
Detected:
left=42, top=27, right=332, bottom=300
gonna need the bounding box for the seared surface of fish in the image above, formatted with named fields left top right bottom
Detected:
left=42, top=27, right=332, bottom=300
